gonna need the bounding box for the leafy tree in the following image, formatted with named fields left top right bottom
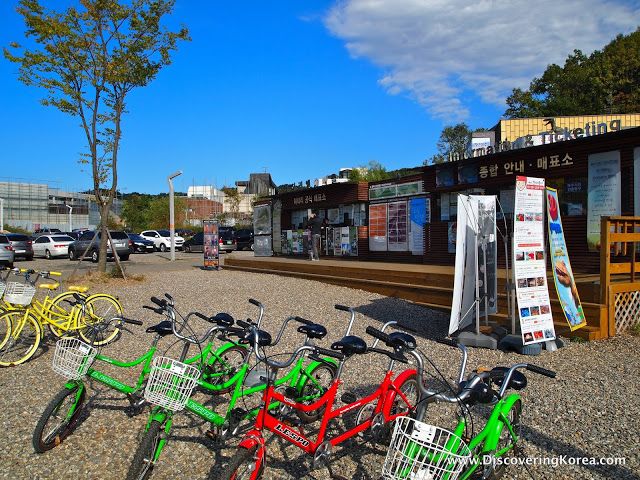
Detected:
left=348, top=160, right=390, bottom=181
left=221, top=186, right=241, bottom=223
left=147, top=195, right=184, bottom=229
left=121, top=194, right=152, bottom=232
left=504, top=28, right=640, bottom=117
left=4, top=0, right=189, bottom=271
left=423, top=123, right=472, bottom=165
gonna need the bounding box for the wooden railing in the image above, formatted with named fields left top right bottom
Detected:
left=600, top=217, right=640, bottom=335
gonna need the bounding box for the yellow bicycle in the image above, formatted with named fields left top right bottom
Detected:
left=0, top=268, right=123, bottom=367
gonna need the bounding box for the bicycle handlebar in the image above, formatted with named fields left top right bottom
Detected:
left=119, top=317, right=144, bottom=326
left=526, top=364, right=556, bottom=378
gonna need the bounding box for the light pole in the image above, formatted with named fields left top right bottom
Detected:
left=65, top=204, right=73, bottom=232
left=167, top=170, right=183, bottom=261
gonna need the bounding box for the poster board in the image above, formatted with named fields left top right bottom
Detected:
left=410, top=197, right=426, bottom=255
left=513, top=176, right=556, bottom=345
left=587, top=151, right=620, bottom=251
left=388, top=201, right=408, bottom=252
left=202, top=219, right=219, bottom=269
left=369, top=204, right=387, bottom=251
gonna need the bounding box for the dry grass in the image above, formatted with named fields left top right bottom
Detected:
left=66, top=267, right=146, bottom=288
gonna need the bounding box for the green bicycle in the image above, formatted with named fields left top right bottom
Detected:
left=125, top=295, right=338, bottom=480
left=380, top=338, right=556, bottom=480
left=32, top=295, right=256, bottom=454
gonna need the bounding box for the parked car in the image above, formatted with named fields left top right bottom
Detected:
left=67, top=230, right=133, bottom=262
left=183, top=231, right=204, bottom=253
left=62, top=231, right=82, bottom=241
left=5, top=233, right=34, bottom=261
left=218, top=229, right=237, bottom=253
left=176, top=228, right=194, bottom=238
left=34, top=228, right=62, bottom=235
left=0, top=234, right=15, bottom=268
left=234, top=228, right=254, bottom=251
left=32, top=234, right=76, bottom=259
left=127, top=233, right=156, bottom=253
left=139, top=229, right=184, bottom=252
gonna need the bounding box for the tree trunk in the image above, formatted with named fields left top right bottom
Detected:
left=97, top=200, right=114, bottom=272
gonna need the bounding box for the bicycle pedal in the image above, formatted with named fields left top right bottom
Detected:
left=205, top=429, right=221, bottom=442
left=281, top=414, right=303, bottom=428
left=341, top=392, right=357, bottom=404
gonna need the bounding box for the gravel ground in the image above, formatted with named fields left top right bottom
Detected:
left=1, top=253, right=639, bottom=480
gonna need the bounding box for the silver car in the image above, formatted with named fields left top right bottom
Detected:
left=5, top=233, right=34, bottom=261
left=32, top=235, right=76, bottom=259
left=0, top=234, right=15, bottom=268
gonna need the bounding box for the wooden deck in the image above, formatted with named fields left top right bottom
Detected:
left=223, top=254, right=606, bottom=340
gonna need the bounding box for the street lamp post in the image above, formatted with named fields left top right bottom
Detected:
left=167, top=170, right=183, bottom=261
left=65, top=204, right=73, bottom=232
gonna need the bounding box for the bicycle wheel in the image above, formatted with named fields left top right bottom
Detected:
left=33, top=384, right=86, bottom=453
left=221, top=445, right=263, bottom=480
left=295, top=362, right=336, bottom=423
left=0, top=310, right=12, bottom=350
left=204, top=344, right=248, bottom=394
left=78, top=294, right=122, bottom=345
left=372, top=373, right=420, bottom=442
left=125, top=420, right=163, bottom=480
left=0, top=311, right=41, bottom=366
left=47, top=291, right=86, bottom=338
left=483, top=399, right=522, bottom=480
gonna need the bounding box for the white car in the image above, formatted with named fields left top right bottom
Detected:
left=32, top=235, right=76, bottom=259
left=139, top=230, right=184, bottom=252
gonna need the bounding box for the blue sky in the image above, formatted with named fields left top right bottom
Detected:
left=1, top=1, right=638, bottom=195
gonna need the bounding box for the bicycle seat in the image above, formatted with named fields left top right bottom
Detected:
left=331, top=335, right=367, bottom=356
left=490, top=367, right=528, bottom=390
left=146, top=321, right=174, bottom=337
left=387, top=332, right=417, bottom=351
left=297, top=323, right=327, bottom=339
left=211, top=312, right=234, bottom=327
left=68, top=286, right=90, bottom=293
left=242, top=329, right=272, bottom=347
left=39, top=283, right=60, bottom=290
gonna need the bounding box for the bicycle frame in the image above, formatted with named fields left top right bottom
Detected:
left=235, top=363, right=417, bottom=469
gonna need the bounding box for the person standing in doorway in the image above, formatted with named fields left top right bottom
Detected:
left=306, top=210, right=323, bottom=261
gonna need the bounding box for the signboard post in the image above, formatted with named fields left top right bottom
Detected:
left=203, top=219, right=219, bottom=270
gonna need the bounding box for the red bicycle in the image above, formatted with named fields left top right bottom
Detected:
left=219, top=305, right=421, bottom=480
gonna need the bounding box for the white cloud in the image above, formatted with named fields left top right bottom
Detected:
left=324, top=0, right=639, bottom=122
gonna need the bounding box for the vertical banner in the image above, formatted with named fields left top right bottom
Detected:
left=340, top=227, right=350, bottom=255
left=473, top=195, right=498, bottom=316
left=368, top=204, right=387, bottom=251
left=449, top=196, right=473, bottom=334
left=349, top=226, right=358, bottom=256
left=587, top=151, right=621, bottom=251
left=513, top=177, right=556, bottom=345
left=253, top=204, right=272, bottom=257
left=546, top=187, right=586, bottom=331
left=203, top=219, right=219, bottom=269
left=410, top=197, right=426, bottom=255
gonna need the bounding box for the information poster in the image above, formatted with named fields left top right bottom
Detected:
left=546, top=187, right=586, bottom=331
left=203, top=219, right=219, bottom=269
left=410, top=197, right=426, bottom=255
left=587, top=151, right=621, bottom=251
left=340, top=227, right=350, bottom=255
left=349, top=226, right=358, bottom=256
left=388, top=201, right=408, bottom=251
left=513, top=176, right=556, bottom=345
left=635, top=148, right=640, bottom=216
left=369, top=204, right=387, bottom=251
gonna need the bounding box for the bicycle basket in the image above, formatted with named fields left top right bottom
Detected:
left=144, top=356, right=201, bottom=411
left=3, top=282, right=36, bottom=306
left=382, top=417, right=472, bottom=480
left=52, top=338, right=98, bottom=380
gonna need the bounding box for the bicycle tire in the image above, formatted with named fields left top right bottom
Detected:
left=204, top=344, right=248, bottom=394
left=0, top=310, right=12, bottom=350
left=125, top=420, right=163, bottom=480
left=379, top=373, right=420, bottom=441
left=33, top=384, right=86, bottom=453
left=78, top=294, right=123, bottom=345
left=47, top=291, right=86, bottom=338
left=0, top=310, right=41, bottom=366
left=295, top=362, right=337, bottom=423
left=220, top=445, right=263, bottom=480
left=483, top=399, right=522, bottom=480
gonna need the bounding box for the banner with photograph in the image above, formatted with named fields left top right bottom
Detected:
left=202, top=219, right=219, bottom=269
left=546, top=187, right=586, bottom=331
left=635, top=148, right=640, bottom=216
left=513, top=176, right=556, bottom=345
left=474, top=195, right=498, bottom=317
left=410, top=197, right=426, bottom=255
left=587, top=151, right=620, bottom=251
